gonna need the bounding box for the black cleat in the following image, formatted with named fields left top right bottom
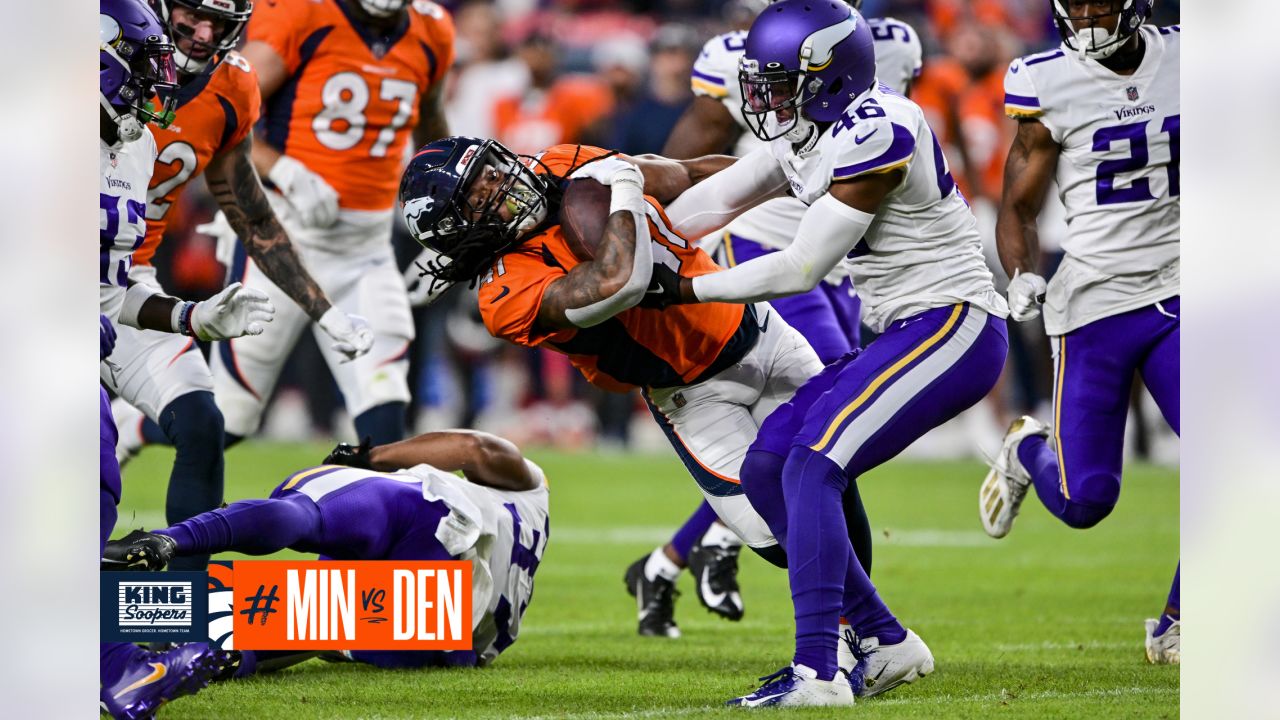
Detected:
left=687, top=542, right=745, bottom=621
left=623, top=555, right=681, bottom=638
left=102, top=530, right=177, bottom=571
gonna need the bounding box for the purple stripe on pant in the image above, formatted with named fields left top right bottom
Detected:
left=744, top=303, right=1008, bottom=679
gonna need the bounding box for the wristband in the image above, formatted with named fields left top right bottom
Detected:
left=171, top=301, right=197, bottom=337
left=608, top=174, right=647, bottom=216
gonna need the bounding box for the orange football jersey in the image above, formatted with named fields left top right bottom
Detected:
left=478, top=144, right=756, bottom=393
left=136, top=51, right=261, bottom=267
left=250, top=0, right=456, bottom=211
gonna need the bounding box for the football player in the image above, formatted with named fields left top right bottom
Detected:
left=108, top=0, right=372, bottom=571
left=631, top=0, right=925, bottom=636
left=105, top=429, right=549, bottom=670
left=977, top=0, right=1180, bottom=664
left=644, top=0, right=1010, bottom=705
left=206, top=0, right=456, bottom=445
left=397, top=137, right=926, bottom=695
left=98, top=1, right=236, bottom=716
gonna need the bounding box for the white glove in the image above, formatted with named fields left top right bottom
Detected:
left=404, top=247, right=454, bottom=308
left=1007, top=270, right=1047, bottom=321
left=268, top=155, right=340, bottom=229
left=570, top=156, right=644, bottom=189
left=186, top=282, right=276, bottom=341
left=317, top=307, right=374, bottom=362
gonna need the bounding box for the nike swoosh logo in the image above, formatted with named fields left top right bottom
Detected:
left=757, top=310, right=770, bottom=333
left=854, top=128, right=879, bottom=145
left=114, top=663, right=166, bottom=698
left=491, top=285, right=510, bottom=303
left=699, top=567, right=727, bottom=609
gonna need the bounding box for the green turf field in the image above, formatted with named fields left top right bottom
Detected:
left=113, top=443, right=1179, bottom=719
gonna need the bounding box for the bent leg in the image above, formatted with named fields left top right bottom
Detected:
left=157, top=494, right=323, bottom=557
left=158, top=391, right=226, bottom=570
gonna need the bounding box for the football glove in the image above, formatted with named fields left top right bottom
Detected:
left=570, top=156, right=644, bottom=189
left=100, top=314, right=117, bottom=361
left=1007, top=270, right=1047, bottom=322
left=268, top=155, right=340, bottom=229
left=323, top=436, right=374, bottom=469
left=317, top=308, right=374, bottom=362
left=639, top=263, right=684, bottom=310
left=186, top=283, right=276, bottom=341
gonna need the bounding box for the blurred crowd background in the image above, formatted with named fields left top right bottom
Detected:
left=147, top=0, right=1180, bottom=462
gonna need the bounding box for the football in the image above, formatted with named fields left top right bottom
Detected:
left=558, top=178, right=613, bottom=261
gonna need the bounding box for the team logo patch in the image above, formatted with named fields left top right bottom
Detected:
left=101, top=571, right=209, bottom=642
left=1127, top=86, right=1140, bottom=102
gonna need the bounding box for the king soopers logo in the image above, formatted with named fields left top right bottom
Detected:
left=118, top=581, right=193, bottom=626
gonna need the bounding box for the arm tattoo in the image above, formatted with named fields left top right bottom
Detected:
left=537, top=211, right=638, bottom=329
left=207, top=139, right=332, bottom=320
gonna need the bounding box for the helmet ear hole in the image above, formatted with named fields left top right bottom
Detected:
left=828, top=76, right=843, bottom=96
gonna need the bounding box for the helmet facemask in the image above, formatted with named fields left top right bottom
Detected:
left=158, top=0, right=253, bottom=76
left=739, top=58, right=819, bottom=143
left=358, top=0, right=409, bottom=18
left=1053, top=0, right=1149, bottom=60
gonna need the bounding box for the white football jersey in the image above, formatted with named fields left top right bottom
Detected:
left=691, top=17, right=922, bottom=157
left=99, top=131, right=157, bottom=321
left=767, top=83, right=1007, bottom=331
left=1004, top=25, right=1180, bottom=335
left=401, top=462, right=550, bottom=666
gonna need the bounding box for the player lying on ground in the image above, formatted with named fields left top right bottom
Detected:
left=644, top=0, right=1011, bottom=706
left=109, top=0, right=373, bottom=572
left=978, top=0, right=1180, bottom=665
left=99, top=2, right=234, bottom=717
left=105, top=429, right=548, bottom=670
left=397, top=136, right=922, bottom=696
left=629, top=0, right=925, bottom=636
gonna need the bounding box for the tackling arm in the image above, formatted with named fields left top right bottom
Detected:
left=995, top=118, right=1059, bottom=278
left=368, top=430, right=540, bottom=492
left=674, top=170, right=902, bottom=304
left=205, top=135, right=332, bottom=321
left=659, top=146, right=789, bottom=238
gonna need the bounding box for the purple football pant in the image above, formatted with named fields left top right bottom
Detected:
left=1015, top=297, right=1179, bottom=630
left=745, top=303, right=1008, bottom=679
left=157, top=469, right=452, bottom=561
left=1017, top=296, right=1179, bottom=528
left=725, top=235, right=861, bottom=361
left=101, top=388, right=121, bottom=553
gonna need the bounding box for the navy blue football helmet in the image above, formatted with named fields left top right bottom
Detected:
left=399, top=136, right=553, bottom=287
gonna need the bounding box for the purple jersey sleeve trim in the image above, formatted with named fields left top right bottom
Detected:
left=691, top=68, right=727, bottom=86
left=1024, top=49, right=1065, bottom=66
left=833, top=123, right=917, bottom=179
left=1004, top=92, right=1040, bottom=108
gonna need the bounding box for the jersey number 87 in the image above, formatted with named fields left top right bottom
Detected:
left=313, top=72, right=417, bottom=157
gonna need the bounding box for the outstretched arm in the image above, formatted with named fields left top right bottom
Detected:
left=368, top=430, right=539, bottom=491
left=661, top=95, right=743, bottom=159
left=205, top=135, right=331, bottom=321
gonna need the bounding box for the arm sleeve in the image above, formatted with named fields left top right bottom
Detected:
left=691, top=193, right=875, bottom=303
left=663, top=146, right=788, bottom=239
left=563, top=190, right=654, bottom=328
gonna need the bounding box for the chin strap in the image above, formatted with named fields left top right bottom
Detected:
left=101, top=94, right=142, bottom=143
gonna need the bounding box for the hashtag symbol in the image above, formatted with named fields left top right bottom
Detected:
left=240, top=584, right=280, bottom=626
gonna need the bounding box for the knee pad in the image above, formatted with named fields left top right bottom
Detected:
left=1061, top=472, right=1121, bottom=529
left=161, top=392, right=225, bottom=452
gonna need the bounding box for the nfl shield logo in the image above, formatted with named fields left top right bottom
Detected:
left=1126, top=86, right=1140, bottom=102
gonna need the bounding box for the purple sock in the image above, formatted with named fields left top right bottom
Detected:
left=1154, top=563, right=1180, bottom=636
left=1018, top=435, right=1069, bottom=517
left=669, top=501, right=720, bottom=563
left=157, top=495, right=321, bottom=557
left=840, top=548, right=905, bottom=644
left=784, top=447, right=850, bottom=681
left=740, top=448, right=789, bottom=544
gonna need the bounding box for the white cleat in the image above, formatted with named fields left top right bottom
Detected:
left=111, top=398, right=147, bottom=468
left=726, top=664, right=854, bottom=708
left=979, top=416, right=1050, bottom=538
left=1145, top=618, right=1180, bottom=665
left=841, top=628, right=935, bottom=698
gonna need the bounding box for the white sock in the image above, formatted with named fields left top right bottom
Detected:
left=699, top=521, right=743, bottom=549
left=644, top=547, right=682, bottom=582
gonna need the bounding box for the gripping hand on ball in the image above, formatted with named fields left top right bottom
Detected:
left=570, top=156, right=644, bottom=192
left=1007, top=270, right=1047, bottom=321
